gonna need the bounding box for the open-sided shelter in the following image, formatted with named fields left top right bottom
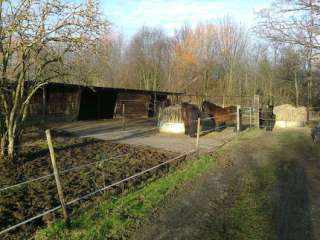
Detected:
left=28, top=82, right=182, bottom=122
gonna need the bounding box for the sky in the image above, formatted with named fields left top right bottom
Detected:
left=99, top=0, right=273, bottom=38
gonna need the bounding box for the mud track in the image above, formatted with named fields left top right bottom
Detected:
left=132, top=129, right=320, bottom=240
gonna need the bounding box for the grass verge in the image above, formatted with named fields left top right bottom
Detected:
left=35, top=153, right=218, bottom=240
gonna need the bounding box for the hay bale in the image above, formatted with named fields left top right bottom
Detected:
left=158, top=105, right=185, bottom=134
left=273, top=104, right=307, bottom=128
left=158, top=105, right=184, bottom=123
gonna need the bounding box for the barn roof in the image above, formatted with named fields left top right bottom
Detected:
left=47, top=82, right=183, bottom=96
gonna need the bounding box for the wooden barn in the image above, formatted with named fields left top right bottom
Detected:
left=28, top=82, right=182, bottom=122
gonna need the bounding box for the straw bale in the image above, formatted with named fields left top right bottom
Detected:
left=158, top=105, right=184, bottom=123
left=273, top=104, right=307, bottom=122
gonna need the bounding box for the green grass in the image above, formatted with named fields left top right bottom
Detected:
left=208, top=128, right=320, bottom=240
left=35, top=154, right=218, bottom=240
left=221, top=165, right=277, bottom=240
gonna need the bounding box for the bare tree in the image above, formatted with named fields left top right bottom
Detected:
left=256, top=0, right=320, bottom=106
left=276, top=47, right=303, bottom=106
left=127, top=26, right=169, bottom=91
left=0, top=0, right=109, bottom=160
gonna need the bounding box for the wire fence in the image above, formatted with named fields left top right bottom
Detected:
left=308, top=107, right=320, bottom=122
left=2, top=97, right=318, bottom=236
left=0, top=103, right=255, bottom=237
left=0, top=129, right=199, bottom=236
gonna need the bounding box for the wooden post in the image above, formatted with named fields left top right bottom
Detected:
left=236, top=105, right=241, bottom=132
left=222, top=95, right=225, bottom=108
left=249, top=107, right=252, bottom=128
left=45, top=129, right=69, bottom=223
left=75, top=88, right=82, bottom=121
left=145, top=102, right=149, bottom=117
left=196, top=118, right=201, bottom=156
left=254, top=95, right=260, bottom=128
left=154, top=93, right=157, bottom=118
left=122, top=104, right=125, bottom=130
left=113, top=103, right=118, bottom=119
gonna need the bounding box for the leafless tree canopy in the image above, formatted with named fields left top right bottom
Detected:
left=0, top=0, right=109, bottom=160
left=1, top=0, right=320, bottom=161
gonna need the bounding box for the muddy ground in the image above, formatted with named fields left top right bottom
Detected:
left=132, top=128, right=320, bottom=240
left=0, top=128, right=181, bottom=239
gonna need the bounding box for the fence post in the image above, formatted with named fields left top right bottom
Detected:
left=113, top=103, right=118, bottom=119
left=196, top=118, right=201, bottom=156
left=249, top=107, right=252, bottom=128
left=254, top=95, right=260, bottom=128
left=145, top=102, right=149, bottom=117
left=236, top=105, right=241, bottom=132
left=45, top=129, right=69, bottom=223
left=154, top=93, right=157, bottom=118
left=122, top=104, right=125, bottom=130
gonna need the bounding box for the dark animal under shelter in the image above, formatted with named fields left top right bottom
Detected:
left=181, top=102, right=201, bottom=137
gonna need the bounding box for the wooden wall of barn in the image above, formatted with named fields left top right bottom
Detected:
left=114, top=93, right=151, bottom=118
left=114, top=93, right=169, bottom=118
left=28, top=86, right=81, bottom=122
left=27, top=84, right=175, bottom=122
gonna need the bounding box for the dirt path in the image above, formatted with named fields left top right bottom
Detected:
left=132, top=128, right=320, bottom=240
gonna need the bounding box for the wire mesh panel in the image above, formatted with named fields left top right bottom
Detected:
left=309, top=108, right=320, bottom=122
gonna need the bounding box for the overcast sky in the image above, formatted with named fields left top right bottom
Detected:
left=98, top=0, right=273, bottom=38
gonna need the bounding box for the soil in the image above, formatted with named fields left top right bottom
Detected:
left=132, top=128, right=320, bottom=240
left=0, top=128, right=179, bottom=239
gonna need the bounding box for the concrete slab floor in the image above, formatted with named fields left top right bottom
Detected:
left=55, top=118, right=236, bottom=153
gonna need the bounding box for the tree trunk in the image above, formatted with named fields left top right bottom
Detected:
left=7, top=124, right=15, bottom=161
left=7, top=135, right=15, bottom=160
left=0, top=133, right=7, bottom=159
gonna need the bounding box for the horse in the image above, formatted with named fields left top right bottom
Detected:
left=311, top=124, right=320, bottom=144
left=181, top=102, right=201, bottom=137
left=201, top=101, right=237, bottom=129
left=260, top=104, right=275, bottom=131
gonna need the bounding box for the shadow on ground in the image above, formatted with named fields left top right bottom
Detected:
left=131, top=129, right=320, bottom=240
